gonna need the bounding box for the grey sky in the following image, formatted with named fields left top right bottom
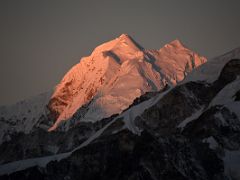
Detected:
left=1, top=0, right=240, bottom=105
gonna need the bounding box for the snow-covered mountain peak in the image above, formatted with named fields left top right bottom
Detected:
left=117, top=33, right=133, bottom=43
left=165, top=39, right=186, bottom=49
left=118, top=33, right=130, bottom=39
left=47, top=35, right=207, bottom=131
left=92, top=34, right=142, bottom=63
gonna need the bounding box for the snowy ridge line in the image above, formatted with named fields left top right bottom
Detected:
left=121, top=89, right=171, bottom=134
left=0, top=91, right=52, bottom=144
left=177, top=107, right=204, bottom=130
left=183, top=47, right=240, bottom=83
left=208, top=77, right=240, bottom=120
left=0, top=118, right=115, bottom=175
left=0, top=88, right=170, bottom=176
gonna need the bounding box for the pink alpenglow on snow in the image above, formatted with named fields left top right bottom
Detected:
left=48, top=34, right=207, bottom=131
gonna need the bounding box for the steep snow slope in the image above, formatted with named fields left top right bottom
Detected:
left=146, top=39, right=206, bottom=85
left=48, top=34, right=206, bottom=131
left=0, top=90, right=165, bottom=175
left=0, top=91, right=52, bottom=143
left=184, top=46, right=240, bottom=83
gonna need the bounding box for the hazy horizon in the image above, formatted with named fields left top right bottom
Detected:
left=1, top=0, right=240, bottom=105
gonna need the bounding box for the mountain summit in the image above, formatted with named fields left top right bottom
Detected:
left=1, top=35, right=240, bottom=180
left=48, top=34, right=206, bottom=131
